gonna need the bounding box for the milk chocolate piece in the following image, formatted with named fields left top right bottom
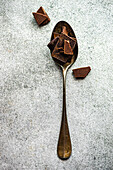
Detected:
left=73, top=66, right=91, bottom=78
left=62, top=26, right=68, bottom=35
left=33, top=6, right=50, bottom=26
left=64, top=40, right=73, bottom=55
left=60, top=33, right=76, bottom=50
left=47, top=37, right=59, bottom=52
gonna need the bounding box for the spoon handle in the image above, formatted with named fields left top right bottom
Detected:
left=57, top=69, right=72, bottom=160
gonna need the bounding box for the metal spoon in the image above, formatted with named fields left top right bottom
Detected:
left=50, top=21, right=78, bottom=160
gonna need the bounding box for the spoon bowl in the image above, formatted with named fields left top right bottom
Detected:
left=50, top=21, right=78, bottom=70
left=50, top=21, right=78, bottom=160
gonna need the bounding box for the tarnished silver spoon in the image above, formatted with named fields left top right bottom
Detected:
left=50, top=21, right=78, bottom=160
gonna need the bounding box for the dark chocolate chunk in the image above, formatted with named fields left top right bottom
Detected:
left=33, top=7, right=50, bottom=26
left=64, top=40, right=73, bottom=55
left=62, top=26, right=68, bottom=35
left=47, top=37, right=59, bottom=52
left=60, top=33, right=76, bottom=50
left=73, top=66, right=91, bottom=78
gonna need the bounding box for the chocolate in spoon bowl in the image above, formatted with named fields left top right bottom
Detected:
left=48, top=21, right=78, bottom=160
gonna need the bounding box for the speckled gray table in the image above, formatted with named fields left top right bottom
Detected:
left=0, top=0, right=113, bottom=169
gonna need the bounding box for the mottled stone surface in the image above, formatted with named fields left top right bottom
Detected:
left=0, top=0, right=113, bottom=169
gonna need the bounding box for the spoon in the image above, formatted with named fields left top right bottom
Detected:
left=50, top=21, right=78, bottom=160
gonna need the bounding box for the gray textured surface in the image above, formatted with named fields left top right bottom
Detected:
left=0, top=0, right=113, bottom=169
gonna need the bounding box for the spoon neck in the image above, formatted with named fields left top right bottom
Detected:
left=62, top=68, right=67, bottom=114
left=62, top=68, right=67, bottom=81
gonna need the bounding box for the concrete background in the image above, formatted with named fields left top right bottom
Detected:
left=0, top=0, right=113, bottom=169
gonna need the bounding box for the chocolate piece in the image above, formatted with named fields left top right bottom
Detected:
left=73, top=66, right=91, bottom=78
left=52, top=38, right=71, bottom=63
left=52, top=38, right=67, bottom=63
left=64, top=40, right=73, bottom=55
left=48, top=25, right=76, bottom=64
left=32, top=13, right=47, bottom=25
left=52, top=50, right=68, bottom=63
left=47, top=37, right=59, bottom=52
left=41, top=17, right=50, bottom=26
left=60, top=33, right=76, bottom=50
left=53, top=32, right=60, bottom=38
left=62, top=26, right=68, bottom=35
left=37, top=6, right=46, bottom=14
left=37, top=6, right=50, bottom=26
left=56, top=38, right=64, bottom=48
left=33, top=6, right=50, bottom=26
left=71, top=37, right=76, bottom=41
left=58, top=47, right=64, bottom=53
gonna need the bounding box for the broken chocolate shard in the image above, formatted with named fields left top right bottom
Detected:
left=73, top=66, right=91, bottom=79
left=47, top=37, right=59, bottom=52
left=33, top=6, right=50, bottom=26
left=60, top=33, right=76, bottom=50
left=64, top=40, right=73, bottom=55
left=62, top=26, right=68, bottom=35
